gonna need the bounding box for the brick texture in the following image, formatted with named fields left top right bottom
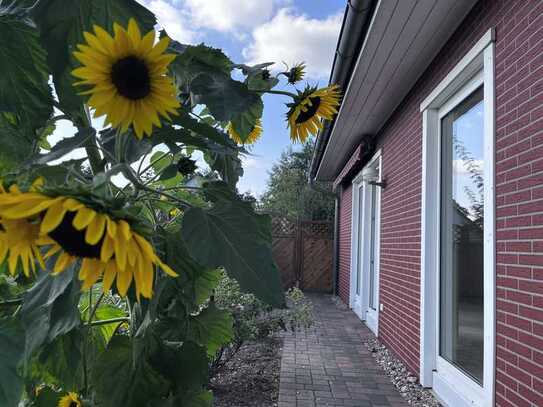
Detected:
left=338, top=184, right=352, bottom=305
left=333, top=0, right=543, bottom=404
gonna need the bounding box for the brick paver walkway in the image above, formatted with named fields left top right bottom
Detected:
left=279, top=294, right=407, bottom=407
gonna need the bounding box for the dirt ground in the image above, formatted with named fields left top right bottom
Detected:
left=211, top=337, right=281, bottom=407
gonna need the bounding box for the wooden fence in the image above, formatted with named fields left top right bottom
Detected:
left=271, top=216, right=334, bottom=293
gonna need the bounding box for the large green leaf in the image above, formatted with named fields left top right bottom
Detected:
left=191, top=74, right=260, bottom=122
left=229, top=97, right=264, bottom=143
left=0, top=318, right=24, bottom=407
left=36, top=329, right=83, bottom=389
left=0, top=113, right=36, bottom=173
left=172, top=110, right=238, bottom=149
left=33, top=387, right=62, bottom=407
left=204, top=147, right=243, bottom=187
left=34, top=127, right=96, bottom=165
left=161, top=229, right=220, bottom=309
left=168, top=42, right=258, bottom=122
left=182, top=182, right=284, bottom=307
left=0, top=12, right=53, bottom=133
left=169, top=43, right=232, bottom=83
left=92, top=335, right=169, bottom=407
left=20, top=264, right=81, bottom=358
left=150, top=341, right=209, bottom=392
left=186, top=304, right=233, bottom=357
left=31, top=0, right=156, bottom=119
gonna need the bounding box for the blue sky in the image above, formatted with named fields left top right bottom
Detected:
left=143, top=0, right=346, bottom=196
left=51, top=0, right=346, bottom=196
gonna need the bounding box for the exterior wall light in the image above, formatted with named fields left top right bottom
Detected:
left=361, top=165, right=387, bottom=188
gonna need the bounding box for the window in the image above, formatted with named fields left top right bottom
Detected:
left=420, top=29, right=495, bottom=407
left=439, top=87, right=484, bottom=383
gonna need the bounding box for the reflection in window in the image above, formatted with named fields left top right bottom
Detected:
left=440, top=87, right=484, bottom=384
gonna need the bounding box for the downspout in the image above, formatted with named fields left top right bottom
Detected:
left=332, top=185, right=341, bottom=295
left=309, top=0, right=376, bottom=182
left=308, top=0, right=376, bottom=295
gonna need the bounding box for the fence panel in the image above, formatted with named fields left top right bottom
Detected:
left=270, top=216, right=333, bottom=293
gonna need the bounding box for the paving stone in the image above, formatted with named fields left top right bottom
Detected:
left=278, top=294, right=408, bottom=407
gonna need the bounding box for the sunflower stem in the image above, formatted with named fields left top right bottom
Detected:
left=0, top=298, right=22, bottom=307
left=83, top=136, right=105, bottom=175
left=261, top=89, right=297, bottom=98
left=89, top=316, right=130, bottom=327
left=87, top=292, right=105, bottom=324
left=139, top=152, right=170, bottom=176
left=138, top=185, right=192, bottom=209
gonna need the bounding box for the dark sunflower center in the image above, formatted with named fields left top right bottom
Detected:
left=48, top=212, right=103, bottom=259
left=111, top=56, right=151, bottom=100
left=69, top=402, right=78, bottom=407
left=295, top=96, right=321, bottom=124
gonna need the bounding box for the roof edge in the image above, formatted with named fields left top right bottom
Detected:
left=309, top=0, right=377, bottom=182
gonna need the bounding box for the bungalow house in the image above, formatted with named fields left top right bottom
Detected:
left=309, top=1, right=543, bottom=406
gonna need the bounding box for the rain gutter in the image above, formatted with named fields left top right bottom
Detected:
left=309, top=0, right=376, bottom=183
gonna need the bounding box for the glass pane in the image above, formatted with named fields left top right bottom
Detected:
left=440, top=87, right=484, bottom=384
left=369, top=184, right=377, bottom=310
left=356, top=186, right=363, bottom=295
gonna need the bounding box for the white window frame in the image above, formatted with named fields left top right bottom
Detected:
left=419, top=29, right=495, bottom=407
left=350, top=150, right=382, bottom=336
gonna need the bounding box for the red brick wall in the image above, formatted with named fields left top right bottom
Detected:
left=334, top=0, right=543, bottom=401
left=337, top=183, right=352, bottom=304
left=493, top=0, right=543, bottom=405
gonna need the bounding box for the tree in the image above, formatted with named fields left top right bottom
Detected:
left=261, top=139, right=334, bottom=220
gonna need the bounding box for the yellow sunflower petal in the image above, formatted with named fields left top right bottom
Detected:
left=116, top=268, right=133, bottom=297
left=53, top=252, right=74, bottom=275
left=40, top=200, right=68, bottom=234
left=102, top=260, right=117, bottom=292
left=85, top=213, right=106, bottom=245
left=73, top=207, right=96, bottom=230
left=100, top=234, right=115, bottom=262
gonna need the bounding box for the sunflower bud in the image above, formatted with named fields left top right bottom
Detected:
left=286, top=62, right=306, bottom=84
left=262, top=69, right=271, bottom=81
left=177, top=156, right=197, bottom=176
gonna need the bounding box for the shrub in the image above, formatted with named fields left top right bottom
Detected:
left=210, top=271, right=313, bottom=375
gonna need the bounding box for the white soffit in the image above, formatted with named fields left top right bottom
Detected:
left=317, top=0, right=478, bottom=181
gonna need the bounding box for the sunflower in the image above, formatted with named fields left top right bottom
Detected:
left=286, top=62, right=306, bottom=84
left=72, top=19, right=180, bottom=139
left=0, top=218, right=47, bottom=277
left=286, top=85, right=341, bottom=143
left=0, top=190, right=177, bottom=299
left=58, top=392, right=81, bottom=407
left=227, top=119, right=262, bottom=144
left=0, top=185, right=49, bottom=277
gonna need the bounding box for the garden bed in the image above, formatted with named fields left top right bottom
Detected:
left=211, top=337, right=281, bottom=407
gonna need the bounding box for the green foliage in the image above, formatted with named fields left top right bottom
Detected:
left=210, top=271, right=313, bottom=376
left=0, top=318, right=25, bottom=407
left=0, top=1, right=304, bottom=405
left=20, top=263, right=82, bottom=358
left=0, top=9, right=53, bottom=134
left=182, top=182, right=284, bottom=307
left=91, top=336, right=169, bottom=407
left=261, top=139, right=335, bottom=220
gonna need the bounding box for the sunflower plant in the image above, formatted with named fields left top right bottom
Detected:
left=0, top=1, right=340, bottom=407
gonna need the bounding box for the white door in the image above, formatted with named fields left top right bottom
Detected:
left=350, top=153, right=382, bottom=336
left=351, top=181, right=365, bottom=320
left=364, top=178, right=380, bottom=335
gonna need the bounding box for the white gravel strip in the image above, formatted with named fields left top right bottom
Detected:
left=364, top=338, right=441, bottom=407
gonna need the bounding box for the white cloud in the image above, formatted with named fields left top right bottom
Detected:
left=184, top=0, right=275, bottom=33
left=243, top=8, right=342, bottom=79
left=138, top=0, right=198, bottom=43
